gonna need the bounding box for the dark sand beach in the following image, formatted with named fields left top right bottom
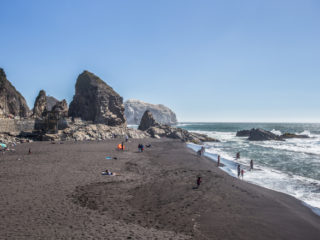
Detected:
left=1, top=139, right=320, bottom=239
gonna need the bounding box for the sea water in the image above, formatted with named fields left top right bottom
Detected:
left=178, top=122, right=320, bottom=215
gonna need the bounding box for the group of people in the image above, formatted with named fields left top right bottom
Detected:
left=138, top=143, right=144, bottom=152
left=237, top=157, right=254, bottom=179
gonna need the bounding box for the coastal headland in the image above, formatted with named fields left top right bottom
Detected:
left=1, top=138, right=319, bottom=239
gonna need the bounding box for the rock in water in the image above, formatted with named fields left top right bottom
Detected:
left=0, top=68, right=30, bottom=117
left=248, top=128, right=283, bottom=141
left=236, top=130, right=251, bottom=137
left=138, top=110, right=219, bottom=143
left=280, top=133, right=310, bottom=139
left=68, top=71, right=126, bottom=126
left=125, top=99, right=177, bottom=125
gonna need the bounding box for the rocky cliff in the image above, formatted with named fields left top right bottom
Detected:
left=0, top=68, right=30, bottom=117
left=125, top=99, right=177, bottom=125
left=69, top=71, right=126, bottom=126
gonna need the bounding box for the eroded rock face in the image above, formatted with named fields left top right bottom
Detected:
left=138, top=110, right=218, bottom=144
left=138, top=110, right=159, bottom=131
left=0, top=68, right=30, bottom=117
left=46, top=96, right=59, bottom=111
left=125, top=99, right=177, bottom=125
left=33, top=90, right=47, bottom=118
left=68, top=71, right=126, bottom=126
left=51, top=99, right=68, bottom=118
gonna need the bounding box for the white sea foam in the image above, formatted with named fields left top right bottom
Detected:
left=271, top=129, right=282, bottom=135
left=187, top=141, right=320, bottom=216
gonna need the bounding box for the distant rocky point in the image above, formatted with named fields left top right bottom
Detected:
left=124, top=99, right=177, bottom=125
left=138, top=110, right=218, bottom=144
left=236, top=128, right=310, bottom=141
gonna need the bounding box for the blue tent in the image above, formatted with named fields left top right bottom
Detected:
left=0, top=143, right=7, bottom=148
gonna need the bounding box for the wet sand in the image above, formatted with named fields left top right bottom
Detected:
left=0, top=138, right=320, bottom=239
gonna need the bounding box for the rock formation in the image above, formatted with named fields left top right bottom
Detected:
left=138, top=110, right=218, bottom=144
left=33, top=90, right=47, bottom=118
left=236, top=128, right=310, bottom=141
left=0, top=68, right=30, bottom=117
left=138, top=110, right=159, bottom=131
left=248, top=128, right=283, bottom=141
left=236, top=130, right=251, bottom=137
left=124, top=99, right=177, bottom=125
left=69, top=71, right=126, bottom=126
left=280, top=133, right=310, bottom=139
left=46, top=96, right=59, bottom=111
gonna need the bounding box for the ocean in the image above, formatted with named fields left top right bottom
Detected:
left=178, top=122, right=320, bottom=215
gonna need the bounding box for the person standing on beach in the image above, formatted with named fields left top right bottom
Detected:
left=197, top=176, right=202, bottom=188
left=236, top=152, right=240, bottom=159
left=200, top=146, right=205, bottom=156
left=125, top=135, right=128, bottom=142
left=237, top=164, right=241, bottom=178
left=250, top=159, right=254, bottom=171
left=241, top=169, right=244, bottom=179
left=217, top=155, right=220, bottom=167
left=28, top=148, right=31, bottom=155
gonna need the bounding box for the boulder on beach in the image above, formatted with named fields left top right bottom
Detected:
left=138, top=110, right=219, bottom=144
left=0, top=68, right=30, bottom=117
left=68, top=70, right=126, bottom=126
left=125, top=99, right=177, bottom=125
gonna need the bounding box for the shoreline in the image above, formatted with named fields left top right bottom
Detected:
left=187, top=142, right=320, bottom=217
left=0, top=138, right=320, bottom=239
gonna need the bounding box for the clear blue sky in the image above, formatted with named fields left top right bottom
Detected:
left=1, top=0, right=319, bottom=122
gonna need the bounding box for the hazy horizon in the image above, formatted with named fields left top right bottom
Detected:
left=1, top=0, right=319, bottom=122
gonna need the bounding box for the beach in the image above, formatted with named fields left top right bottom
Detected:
left=1, top=138, right=320, bottom=240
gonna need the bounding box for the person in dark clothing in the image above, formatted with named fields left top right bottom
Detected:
left=217, top=155, right=220, bottom=167
left=237, top=164, right=241, bottom=178
left=28, top=148, right=31, bottom=155
left=197, top=177, right=202, bottom=188
left=236, top=152, right=240, bottom=159
left=250, top=159, right=254, bottom=171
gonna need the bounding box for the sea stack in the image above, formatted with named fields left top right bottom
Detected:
left=68, top=70, right=126, bottom=126
left=0, top=68, right=30, bottom=117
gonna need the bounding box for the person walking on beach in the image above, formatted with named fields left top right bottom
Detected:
left=217, top=155, right=220, bottom=167
left=125, top=135, right=128, bottom=142
left=250, top=159, right=254, bottom=171
left=241, top=169, right=244, bottom=179
left=197, top=176, right=202, bottom=188
left=200, top=146, right=205, bottom=156
left=237, top=164, right=241, bottom=178
left=28, top=148, right=31, bottom=155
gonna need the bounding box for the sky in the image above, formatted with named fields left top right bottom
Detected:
left=0, top=0, right=319, bottom=122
